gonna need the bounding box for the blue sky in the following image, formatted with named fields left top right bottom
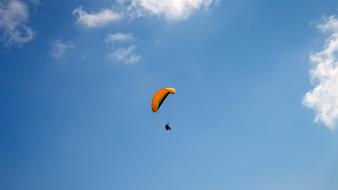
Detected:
left=1, top=0, right=338, bottom=190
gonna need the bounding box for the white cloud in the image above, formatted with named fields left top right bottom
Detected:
left=127, top=0, right=218, bottom=21
left=51, top=40, right=75, bottom=58
left=303, top=15, right=338, bottom=129
left=74, top=0, right=218, bottom=27
left=106, top=33, right=134, bottom=43
left=105, top=32, right=139, bottom=64
left=73, top=1, right=219, bottom=65
left=73, top=7, right=123, bottom=28
left=112, top=45, right=140, bottom=64
left=317, top=16, right=338, bottom=33
left=0, top=0, right=35, bottom=47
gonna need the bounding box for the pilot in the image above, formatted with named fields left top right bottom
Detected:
left=165, top=123, right=172, bottom=131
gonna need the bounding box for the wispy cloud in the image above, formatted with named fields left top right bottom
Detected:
left=73, top=0, right=219, bottom=27
left=303, top=15, right=338, bottom=129
left=73, top=1, right=219, bottom=64
left=105, top=32, right=139, bottom=64
left=126, top=0, right=219, bottom=21
left=51, top=40, right=75, bottom=58
left=112, top=45, right=140, bottom=64
left=317, top=16, right=338, bottom=33
left=106, top=33, right=134, bottom=43
left=0, top=0, right=36, bottom=47
left=73, top=7, right=123, bottom=28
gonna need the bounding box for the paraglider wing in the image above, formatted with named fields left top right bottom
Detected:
left=151, top=88, right=176, bottom=112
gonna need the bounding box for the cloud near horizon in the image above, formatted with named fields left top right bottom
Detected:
left=0, top=0, right=36, bottom=47
left=303, top=16, right=338, bottom=129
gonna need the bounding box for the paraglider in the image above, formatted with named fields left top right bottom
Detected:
left=151, top=87, right=176, bottom=113
left=151, top=87, right=176, bottom=131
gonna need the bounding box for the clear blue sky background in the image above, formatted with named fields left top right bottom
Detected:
left=1, top=0, right=338, bottom=190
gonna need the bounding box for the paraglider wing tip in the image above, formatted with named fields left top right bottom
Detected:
left=166, top=88, right=176, bottom=94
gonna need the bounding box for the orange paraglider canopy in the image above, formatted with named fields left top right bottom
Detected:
left=151, top=87, right=176, bottom=112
